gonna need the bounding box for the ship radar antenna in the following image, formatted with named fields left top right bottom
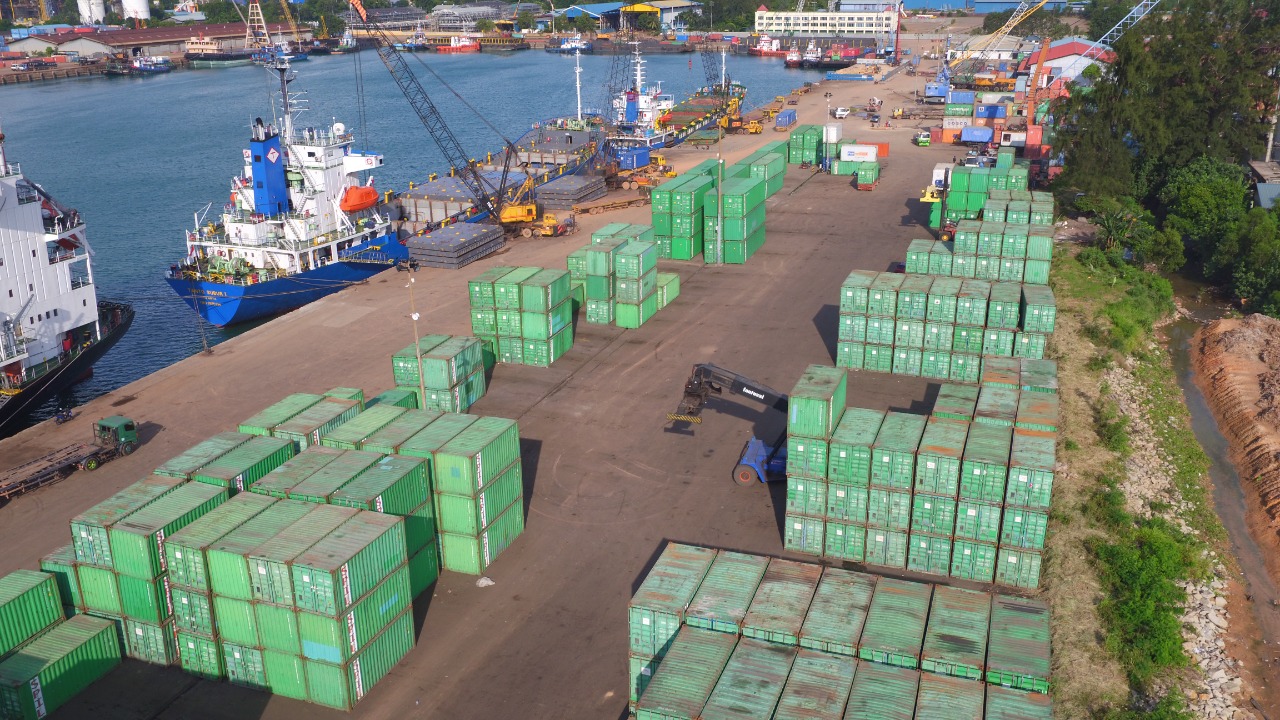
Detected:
left=269, top=56, right=298, bottom=140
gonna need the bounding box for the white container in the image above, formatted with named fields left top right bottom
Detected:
left=840, top=144, right=878, bottom=162
left=931, top=162, right=951, bottom=188
left=942, top=117, right=969, bottom=130
left=823, top=123, right=843, bottom=144
left=1000, top=132, right=1027, bottom=148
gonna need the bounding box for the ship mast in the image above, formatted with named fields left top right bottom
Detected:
left=574, top=49, right=583, bottom=122
left=270, top=57, right=296, bottom=140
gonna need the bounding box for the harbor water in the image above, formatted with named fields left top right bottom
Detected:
left=1, top=50, right=808, bottom=425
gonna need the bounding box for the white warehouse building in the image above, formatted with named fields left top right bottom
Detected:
left=754, top=2, right=898, bottom=38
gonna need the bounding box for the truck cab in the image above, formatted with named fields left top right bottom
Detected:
left=94, top=416, right=138, bottom=453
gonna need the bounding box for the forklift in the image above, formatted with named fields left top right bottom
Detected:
left=666, top=364, right=789, bottom=486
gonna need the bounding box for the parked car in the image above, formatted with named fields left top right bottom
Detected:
left=869, top=113, right=882, bottom=124
left=833, top=107, right=851, bottom=119
left=12, top=60, right=55, bottom=71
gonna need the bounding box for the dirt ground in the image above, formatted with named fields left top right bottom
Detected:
left=0, top=64, right=971, bottom=719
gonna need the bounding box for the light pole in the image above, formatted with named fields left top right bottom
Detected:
left=824, top=91, right=832, bottom=120
left=407, top=276, right=426, bottom=406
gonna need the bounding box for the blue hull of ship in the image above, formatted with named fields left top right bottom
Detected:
left=167, top=260, right=389, bottom=327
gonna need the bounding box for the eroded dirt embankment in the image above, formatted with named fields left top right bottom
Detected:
left=1195, top=314, right=1280, bottom=525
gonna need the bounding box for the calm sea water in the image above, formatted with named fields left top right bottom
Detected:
left=1, top=49, right=808, bottom=423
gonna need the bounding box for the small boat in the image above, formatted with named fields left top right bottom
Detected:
left=185, top=35, right=255, bottom=68
left=130, top=55, right=174, bottom=73
left=747, top=34, right=788, bottom=57
left=545, top=32, right=592, bottom=54
left=785, top=40, right=819, bottom=69
left=330, top=28, right=359, bottom=54
left=253, top=41, right=310, bottom=64
left=395, top=22, right=432, bottom=52
left=434, top=36, right=480, bottom=54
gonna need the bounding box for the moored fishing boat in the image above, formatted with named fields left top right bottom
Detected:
left=164, top=58, right=404, bottom=327
left=608, top=45, right=746, bottom=150
left=545, top=32, right=593, bottom=54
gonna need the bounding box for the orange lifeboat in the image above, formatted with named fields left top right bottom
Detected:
left=339, top=185, right=378, bottom=213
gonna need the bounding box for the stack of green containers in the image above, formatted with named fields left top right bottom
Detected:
left=613, top=239, right=660, bottom=329
left=786, top=125, right=823, bottom=165
left=238, top=394, right=326, bottom=436
left=703, top=175, right=767, bottom=265
left=0, top=614, right=121, bottom=719
left=909, top=418, right=969, bottom=577
left=270, top=396, right=363, bottom=451
left=391, top=335, right=487, bottom=409
left=864, top=413, right=928, bottom=569
left=822, top=407, right=885, bottom=564
left=66, top=475, right=229, bottom=666
left=0, top=570, right=66, bottom=657
left=627, top=543, right=1055, bottom=717
left=852, top=161, right=880, bottom=190
left=517, top=267, right=575, bottom=366
left=467, top=266, right=514, bottom=366
left=782, top=365, right=847, bottom=558
left=430, top=417, right=525, bottom=575
left=650, top=175, right=712, bottom=261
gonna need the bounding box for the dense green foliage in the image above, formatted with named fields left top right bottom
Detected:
left=1074, top=248, right=1176, bottom=354
left=980, top=8, right=1072, bottom=38
left=1087, top=476, right=1200, bottom=688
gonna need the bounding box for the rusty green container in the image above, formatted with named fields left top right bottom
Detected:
left=787, top=435, right=829, bottom=480
left=685, top=551, right=769, bottom=634
left=250, top=447, right=345, bottom=500
left=932, top=384, right=979, bottom=422
left=297, top=565, right=410, bottom=663
left=927, top=277, right=962, bottom=323
left=840, top=270, right=878, bottom=314
left=863, top=528, right=908, bottom=569
left=826, top=414, right=887, bottom=480
left=895, top=275, right=932, bottom=320
left=784, top=514, right=825, bottom=557
left=74, top=565, right=120, bottom=616
left=154, top=432, right=254, bottom=479
left=871, top=412, right=927, bottom=489
left=826, top=483, right=869, bottom=523
left=177, top=630, right=224, bottom=680
left=319, top=405, right=410, bottom=451
left=823, top=520, right=867, bottom=562
left=996, top=547, right=1043, bottom=589
left=468, top=266, right=517, bottom=307
left=949, top=539, right=998, bottom=583
left=1007, top=430, right=1055, bottom=509
left=1015, top=392, right=1058, bottom=434
left=206, top=500, right=315, bottom=601
left=292, top=512, right=407, bottom=616
left=867, top=273, right=904, bottom=317
left=238, top=394, right=325, bottom=436
left=774, top=649, right=857, bottom=718
left=904, top=239, right=932, bottom=274
left=955, top=279, right=990, bottom=326
left=920, top=585, right=990, bottom=679
left=961, top=424, right=1013, bottom=503
left=39, top=546, right=80, bottom=615
left=799, top=567, right=875, bottom=656
left=858, top=578, right=931, bottom=669
left=397, top=413, right=481, bottom=478
left=987, top=595, right=1051, bottom=692
left=975, top=385, right=1020, bottom=427
left=982, top=356, right=1022, bottom=387
left=910, top=494, right=957, bottom=537
left=358, top=410, right=444, bottom=455
left=915, top=419, right=968, bottom=496
left=916, top=671, right=984, bottom=719
left=741, top=559, right=822, bottom=645
left=191, top=435, right=296, bottom=492
left=701, top=638, right=797, bottom=718
left=630, top=543, right=718, bottom=659
left=845, top=658, right=919, bottom=720
left=286, top=450, right=383, bottom=505
left=985, top=685, right=1054, bottom=720
left=906, top=532, right=951, bottom=577
left=634, top=626, right=737, bottom=720
left=274, top=398, right=361, bottom=450
left=109, top=482, right=228, bottom=580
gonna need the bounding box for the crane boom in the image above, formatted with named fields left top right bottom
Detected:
left=1057, top=0, right=1162, bottom=79
left=349, top=0, right=507, bottom=222
left=1024, top=36, right=1051, bottom=125
left=947, top=0, right=1051, bottom=75
left=277, top=0, right=303, bottom=45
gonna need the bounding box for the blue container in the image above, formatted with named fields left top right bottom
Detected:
left=675, top=34, right=688, bottom=41
left=994, top=105, right=1008, bottom=118
left=925, top=82, right=947, bottom=98
left=619, top=147, right=651, bottom=171
left=974, top=105, right=996, bottom=119
left=775, top=109, right=798, bottom=128
left=960, top=126, right=995, bottom=144
left=948, top=90, right=976, bottom=105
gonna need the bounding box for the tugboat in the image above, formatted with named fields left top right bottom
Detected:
left=0, top=127, right=133, bottom=438
left=785, top=40, right=819, bottom=69
left=434, top=35, right=480, bottom=54
left=746, top=34, right=788, bottom=57
left=394, top=22, right=432, bottom=52
left=545, top=32, right=593, bottom=54
left=165, top=58, right=405, bottom=327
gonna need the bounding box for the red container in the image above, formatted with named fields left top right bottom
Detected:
left=1025, top=125, right=1043, bottom=146
left=930, top=127, right=943, bottom=144
left=941, top=128, right=961, bottom=144
left=873, top=141, right=890, bottom=158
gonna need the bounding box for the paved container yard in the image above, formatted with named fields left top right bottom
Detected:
left=0, top=65, right=965, bottom=719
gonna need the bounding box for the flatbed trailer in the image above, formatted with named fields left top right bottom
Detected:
left=573, top=195, right=652, bottom=215
left=0, top=415, right=138, bottom=502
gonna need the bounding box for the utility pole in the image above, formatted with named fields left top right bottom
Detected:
left=407, top=276, right=426, bottom=406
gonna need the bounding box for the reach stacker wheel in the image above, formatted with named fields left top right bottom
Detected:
left=733, top=464, right=760, bottom=486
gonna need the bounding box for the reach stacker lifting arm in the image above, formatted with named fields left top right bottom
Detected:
left=667, top=363, right=790, bottom=486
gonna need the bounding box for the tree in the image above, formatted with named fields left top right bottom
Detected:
left=516, top=10, right=534, bottom=31
left=475, top=18, right=496, bottom=32
left=1158, top=156, right=1249, bottom=279
left=1131, top=225, right=1186, bottom=273
left=634, top=11, right=658, bottom=33
left=1084, top=0, right=1133, bottom=41
left=1076, top=195, right=1146, bottom=251
left=570, top=14, right=596, bottom=33
left=982, top=9, right=1013, bottom=32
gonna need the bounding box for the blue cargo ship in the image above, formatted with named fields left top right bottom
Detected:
left=165, top=59, right=406, bottom=327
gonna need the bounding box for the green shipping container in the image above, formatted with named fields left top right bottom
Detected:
left=467, top=266, right=517, bottom=307
left=274, top=398, right=361, bottom=450
left=614, top=241, right=659, bottom=279
left=616, top=295, right=659, bottom=329
left=952, top=325, right=984, bottom=355
left=996, top=547, right=1043, bottom=589
left=248, top=504, right=358, bottom=607
left=287, top=450, right=383, bottom=506
left=986, top=282, right=1021, bottom=329
left=774, top=649, right=856, bottom=718
left=685, top=551, right=769, bottom=634
left=844, top=662, right=919, bottom=720
left=924, top=352, right=953, bottom=381
left=586, top=298, right=615, bottom=324
left=435, top=461, right=521, bottom=536
left=417, top=337, right=485, bottom=391
left=497, top=335, right=524, bottom=364
left=915, top=419, right=967, bottom=496
left=741, top=559, right=822, bottom=645
left=700, top=638, right=798, bottom=718
left=863, top=527, right=908, bottom=569
left=238, top=394, right=325, bottom=436
left=221, top=640, right=266, bottom=690
left=915, top=671, right=985, bottom=719
left=866, top=488, right=911, bottom=531
left=823, top=521, right=867, bottom=562
left=923, top=323, right=954, bottom=352
left=786, top=434, right=829, bottom=480
left=633, top=627, right=737, bottom=720
left=836, top=341, right=865, bottom=370
left=858, top=578, right=931, bottom=669
left=0, top=615, right=120, bottom=720
left=799, top=568, right=876, bottom=656
left=1007, top=431, right=1055, bottom=509
left=170, top=585, right=213, bottom=635
left=391, top=335, right=451, bottom=386
left=955, top=500, right=1003, bottom=544
left=926, top=277, right=961, bottom=323
left=630, top=543, right=718, bottom=659
left=191, top=435, right=296, bottom=491
left=786, top=476, right=827, bottom=516
left=827, top=408, right=884, bottom=484
left=1002, top=227, right=1028, bottom=259
left=788, top=365, right=847, bottom=440
left=492, top=266, right=541, bottom=308
left=368, top=388, right=418, bottom=410
left=154, top=432, right=254, bottom=480
left=206, top=500, right=315, bottom=601
left=74, top=565, right=120, bottom=615
left=177, top=630, right=224, bottom=680
left=987, top=596, right=1051, bottom=692
left=892, top=347, right=923, bottom=376
left=292, top=512, right=407, bottom=615
left=329, top=453, right=429, bottom=515
left=109, top=482, right=228, bottom=581
left=929, top=242, right=954, bottom=277
left=655, top=272, right=680, bottom=309
left=983, top=328, right=1016, bottom=357
left=38, top=547, right=80, bottom=615
left=919, top=585, right=990, bottom=680
left=615, top=270, right=658, bottom=305
left=1020, top=285, right=1056, bottom=333
left=904, top=239, right=933, bottom=274
left=949, top=354, right=981, bottom=384
left=397, top=413, right=481, bottom=477
left=1019, top=358, right=1058, bottom=394
left=519, top=268, right=571, bottom=313
left=302, top=607, right=414, bottom=711
left=867, top=273, right=904, bottom=317
left=865, top=316, right=895, bottom=346
left=1015, top=392, right=1058, bottom=434
left=950, top=540, right=998, bottom=583
left=932, top=384, right=979, bottom=423
left=894, top=319, right=925, bottom=348
left=1013, top=332, right=1047, bottom=359
left=975, top=385, right=1020, bottom=427
left=864, top=344, right=893, bottom=373
left=432, top=417, right=520, bottom=495
left=870, top=412, right=927, bottom=489
left=826, top=483, right=869, bottom=523
left=324, top=387, right=364, bottom=409
left=250, top=447, right=345, bottom=499
left=955, top=279, right=990, bottom=326
left=116, top=573, right=170, bottom=624
left=0, top=571, right=62, bottom=658
left=838, top=314, right=867, bottom=342
left=784, top=514, right=824, bottom=557
left=319, top=406, right=409, bottom=451
left=413, top=368, right=486, bottom=412
left=359, top=410, right=444, bottom=455
left=1026, top=230, right=1054, bottom=263
left=438, top=496, right=524, bottom=575
left=910, top=494, right=957, bottom=537
left=122, top=617, right=177, bottom=666
left=999, top=258, right=1025, bottom=283
left=407, top=541, right=439, bottom=599
left=906, top=533, right=952, bottom=577
left=297, top=565, right=410, bottom=663
left=1001, top=507, right=1049, bottom=550
left=840, top=270, right=878, bottom=314
left=985, top=686, right=1054, bottom=720
left=895, top=275, right=932, bottom=320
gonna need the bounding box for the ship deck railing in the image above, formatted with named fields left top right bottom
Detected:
left=1, top=162, right=19, bottom=179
